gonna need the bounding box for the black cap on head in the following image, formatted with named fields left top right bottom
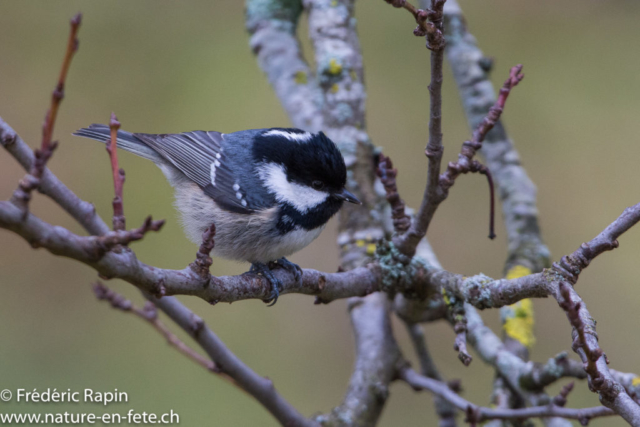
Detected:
left=252, top=128, right=347, bottom=193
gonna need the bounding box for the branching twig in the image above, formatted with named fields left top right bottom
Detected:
left=93, top=282, right=224, bottom=377
left=395, top=0, right=447, bottom=257
left=94, top=216, right=165, bottom=256
left=10, top=13, right=81, bottom=213
left=438, top=65, right=523, bottom=239
left=400, top=367, right=615, bottom=424
left=384, top=0, right=432, bottom=37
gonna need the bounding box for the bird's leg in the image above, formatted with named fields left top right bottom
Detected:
left=269, top=257, right=303, bottom=286
left=249, top=262, right=282, bottom=306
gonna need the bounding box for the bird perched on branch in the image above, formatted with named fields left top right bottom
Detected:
left=74, top=126, right=360, bottom=305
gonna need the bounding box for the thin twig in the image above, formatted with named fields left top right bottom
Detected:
left=440, top=65, right=524, bottom=193
left=406, top=323, right=458, bottom=426
left=398, top=65, right=523, bottom=255
left=400, top=367, right=615, bottom=424
left=43, top=13, right=82, bottom=149
left=93, top=282, right=225, bottom=378
left=189, top=223, right=216, bottom=279
left=376, top=154, right=411, bottom=233
left=94, top=216, right=165, bottom=256
left=107, top=113, right=125, bottom=231
left=384, top=0, right=432, bottom=37
left=394, top=0, right=447, bottom=257
left=10, top=13, right=81, bottom=212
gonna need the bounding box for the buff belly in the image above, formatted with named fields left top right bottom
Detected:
left=173, top=180, right=324, bottom=263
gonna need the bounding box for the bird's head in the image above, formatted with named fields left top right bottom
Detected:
left=253, top=128, right=360, bottom=214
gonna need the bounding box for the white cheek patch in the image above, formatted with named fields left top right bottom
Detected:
left=263, top=129, right=313, bottom=143
left=257, top=163, right=329, bottom=213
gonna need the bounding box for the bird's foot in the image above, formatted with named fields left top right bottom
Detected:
left=249, top=262, right=282, bottom=306
left=269, top=257, right=303, bottom=286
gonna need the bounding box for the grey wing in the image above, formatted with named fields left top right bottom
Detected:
left=133, top=130, right=268, bottom=214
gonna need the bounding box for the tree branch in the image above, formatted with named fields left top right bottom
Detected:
left=106, top=113, right=126, bottom=231
left=10, top=13, right=81, bottom=214
left=246, top=0, right=323, bottom=132
left=93, top=282, right=222, bottom=377
left=394, top=0, right=447, bottom=257
left=406, top=323, right=458, bottom=427
left=399, top=367, right=615, bottom=424
left=376, top=153, right=411, bottom=234
left=555, top=283, right=640, bottom=425
left=317, top=293, right=401, bottom=426
left=148, top=294, right=318, bottom=427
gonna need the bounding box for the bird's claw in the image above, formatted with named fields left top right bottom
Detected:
left=270, top=257, right=303, bottom=286
left=249, top=262, right=283, bottom=306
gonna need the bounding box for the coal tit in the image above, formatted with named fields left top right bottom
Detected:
left=74, top=125, right=360, bottom=304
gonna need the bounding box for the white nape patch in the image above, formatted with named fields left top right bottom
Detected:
left=263, top=129, right=313, bottom=143
left=257, top=162, right=328, bottom=213
left=210, top=163, right=216, bottom=184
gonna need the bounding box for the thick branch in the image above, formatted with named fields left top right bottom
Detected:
left=0, top=197, right=383, bottom=303
left=1, top=119, right=109, bottom=236
left=318, top=294, right=401, bottom=426
left=246, top=0, right=323, bottom=132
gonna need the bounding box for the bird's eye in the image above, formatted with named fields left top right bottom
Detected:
left=312, top=180, right=324, bottom=190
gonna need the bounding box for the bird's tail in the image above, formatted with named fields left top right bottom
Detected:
left=73, top=124, right=161, bottom=162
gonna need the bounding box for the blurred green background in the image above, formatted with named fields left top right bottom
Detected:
left=1, top=1, right=639, bottom=426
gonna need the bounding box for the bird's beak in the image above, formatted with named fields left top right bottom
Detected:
left=335, top=188, right=361, bottom=205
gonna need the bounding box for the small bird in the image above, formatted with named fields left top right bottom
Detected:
left=74, top=125, right=360, bottom=305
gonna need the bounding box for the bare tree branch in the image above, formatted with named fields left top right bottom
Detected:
left=3, top=4, right=640, bottom=426
left=189, top=223, right=216, bottom=279
left=10, top=13, right=81, bottom=214
left=376, top=154, right=411, bottom=234
left=556, top=283, right=640, bottom=425
left=246, top=0, right=323, bottom=132
left=93, top=282, right=221, bottom=376
left=406, top=323, right=458, bottom=427
left=441, top=0, right=550, bottom=273
left=317, top=293, right=401, bottom=426
left=399, top=367, right=615, bottom=424
left=106, top=113, right=126, bottom=231
left=394, top=0, right=447, bottom=257
left=148, top=294, right=318, bottom=427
